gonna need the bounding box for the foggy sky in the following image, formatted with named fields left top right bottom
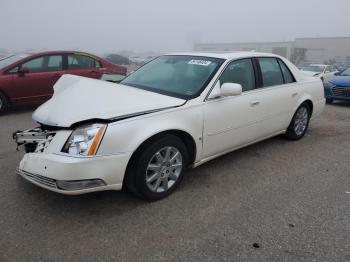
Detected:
left=1, top=0, right=350, bottom=55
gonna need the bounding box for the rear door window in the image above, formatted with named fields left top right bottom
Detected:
left=47, top=55, right=63, bottom=71
left=68, top=54, right=99, bottom=69
left=258, top=58, right=284, bottom=87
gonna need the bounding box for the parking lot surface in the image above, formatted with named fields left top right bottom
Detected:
left=0, top=103, right=349, bottom=262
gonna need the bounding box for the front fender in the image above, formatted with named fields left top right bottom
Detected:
left=97, top=105, right=203, bottom=162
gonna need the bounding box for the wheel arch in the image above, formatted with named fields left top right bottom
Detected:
left=294, top=95, right=314, bottom=117
left=126, top=129, right=197, bottom=169
left=123, top=129, right=197, bottom=190
left=284, top=98, right=314, bottom=140
left=302, top=99, right=313, bottom=116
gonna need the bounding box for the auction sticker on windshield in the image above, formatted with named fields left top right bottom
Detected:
left=188, top=59, right=212, bottom=66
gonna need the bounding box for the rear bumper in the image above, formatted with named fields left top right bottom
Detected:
left=17, top=152, right=132, bottom=195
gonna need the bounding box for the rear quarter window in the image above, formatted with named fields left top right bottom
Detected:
left=258, top=57, right=296, bottom=87
left=258, top=58, right=284, bottom=87
left=68, top=54, right=99, bottom=69
left=278, top=59, right=296, bottom=84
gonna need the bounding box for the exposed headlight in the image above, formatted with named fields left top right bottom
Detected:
left=62, top=124, right=107, bottom=156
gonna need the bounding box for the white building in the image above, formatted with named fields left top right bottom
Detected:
left=194, top=37, right=350, bottom=65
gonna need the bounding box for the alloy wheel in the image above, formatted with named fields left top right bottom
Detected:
left=293, top=107, right=309, bottom=136
left=145, top=146, right=183, bottom=193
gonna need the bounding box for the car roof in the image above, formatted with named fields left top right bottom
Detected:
left=14, top=50, right=102, bottom=59
left=166, top=51, right=282, bottom=60
left=33, top=50, right=94, bottom=55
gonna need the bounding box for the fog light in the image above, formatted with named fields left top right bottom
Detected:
left=56, top=179, right=106, bottom=191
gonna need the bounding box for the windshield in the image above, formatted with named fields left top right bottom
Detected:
left=299, top=65, right=325, bottom=73
left=121, top=55, right=224, bottom=99
left=340, top=67, right=350, bottom=76
left=0, top=54, right=29, bottom=70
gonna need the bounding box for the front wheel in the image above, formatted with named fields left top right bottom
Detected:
left=284, top=103, right=311, bottom=140
left=125, top=135, right=188, bottom=200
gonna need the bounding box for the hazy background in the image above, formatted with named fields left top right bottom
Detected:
left=1, top=0, right=350, bottom=54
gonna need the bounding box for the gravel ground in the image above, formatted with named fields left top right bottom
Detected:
left=0, top=102, right=349, bottom=262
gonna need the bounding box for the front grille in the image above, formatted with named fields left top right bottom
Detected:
left=332, top=86, right=350, bottom=97
left=17, top=169, right=57, bottom=189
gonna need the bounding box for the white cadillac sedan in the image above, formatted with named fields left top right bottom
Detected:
left=14, top=52, right=325, bottom=200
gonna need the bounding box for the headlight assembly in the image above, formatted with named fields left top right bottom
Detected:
left=62, top=124, right=107, bottom=156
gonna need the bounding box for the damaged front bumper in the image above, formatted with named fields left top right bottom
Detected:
left=16, top=152, right=130, bottom=195
left=16, top=168, right=107, bottom=192
left=14, top=128, right=131, bottom=195
left=13, top=128, right=56, bottom=153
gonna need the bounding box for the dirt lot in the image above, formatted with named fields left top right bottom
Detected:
left=0, top=102, right=349, bottom=262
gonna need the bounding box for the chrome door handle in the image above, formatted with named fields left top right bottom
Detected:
left=250, top=101, right=260, bottom=106
left=292, top=92, right=298, bottom=97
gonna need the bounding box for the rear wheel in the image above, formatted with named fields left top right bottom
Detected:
left=284, top=103, right=311, bottom=140
left=125, top=135, right=188, bottom=200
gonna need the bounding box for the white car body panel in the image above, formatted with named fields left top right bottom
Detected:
left=98, top=104, right=204, bottom=160
left=16, top=52, right=325, bottom=195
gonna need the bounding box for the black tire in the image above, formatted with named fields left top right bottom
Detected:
left=326, top=98, right=333, bottom=104
left=125, top=134, right=189, bottom=201
left=0, top=92, right=8, bottom=113
left=284, top=103, right=311, bottom=140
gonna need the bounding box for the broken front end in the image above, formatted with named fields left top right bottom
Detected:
left=13, top=127, right=56, bottom=153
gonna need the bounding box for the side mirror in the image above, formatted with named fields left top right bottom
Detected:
left=18, top=67, right=29, bottom=76
left=220, top=83, right=242, bottom=97
left=208, top=82, right=242, bottom=100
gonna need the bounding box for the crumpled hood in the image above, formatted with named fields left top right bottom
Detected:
left=33, top=74, right=186, bottom=127
left=329, top=76, right=350, bottom=87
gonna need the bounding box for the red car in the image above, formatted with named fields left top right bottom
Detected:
left=0, top=51, right=127, bottom=111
